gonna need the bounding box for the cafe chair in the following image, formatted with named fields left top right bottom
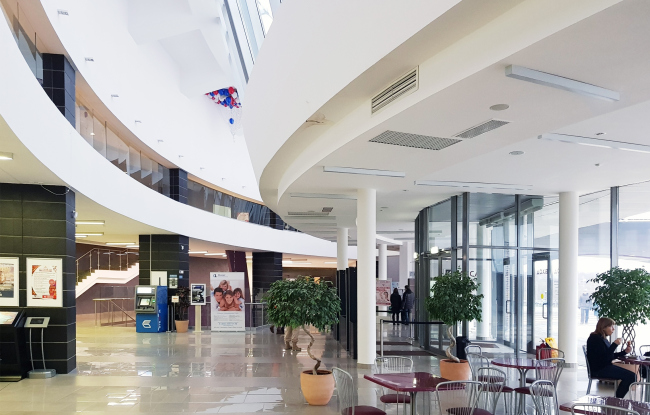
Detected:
left=466, top=345, right=483, bottom=356
left=374, top=356, right=413, bottom=415
left=466, top=353, right=514, bottom=415
left=436, top=380, right=482, bottom=415
left=639, top=345, right=650, bottom=357
left=333, top=367, right=386, bottom=415
left=583, top=345, right=620, bottom=394
left=527, top=348, right=565, bottom=383
left=570, top=403, right=640, bottom=415
left=530, top=380, right=559, bottom=415
left=626, top=381, right=650, bottom=403
left=515, top=358, right=564, bottom=415
left=476, top=367, right=506, bottom=415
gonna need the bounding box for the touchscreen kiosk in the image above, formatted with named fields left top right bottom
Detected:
left=0, top=310, right=28, bottom=381
left=135, top=286, right=168, bottom=333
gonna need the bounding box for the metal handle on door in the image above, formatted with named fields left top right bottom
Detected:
left=542, top=303, right=548, bottom=319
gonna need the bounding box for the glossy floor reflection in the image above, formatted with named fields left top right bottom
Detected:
left=0, top=321, right=623, bottom=414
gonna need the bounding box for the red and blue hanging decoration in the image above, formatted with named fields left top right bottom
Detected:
left=206, top=87, right=241, bottom=127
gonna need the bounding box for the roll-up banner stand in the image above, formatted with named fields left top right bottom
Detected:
left=210, top=272, right=245, bottom=332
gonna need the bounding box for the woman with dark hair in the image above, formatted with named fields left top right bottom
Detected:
left=390, top=288, right=402, bottom=325
left=586, top=317, right=635, bottom=398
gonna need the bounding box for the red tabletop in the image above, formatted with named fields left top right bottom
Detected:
left=364, top=372, right=448, bottom=393
left=622, top=357, right=650, bottom=366
left=491, top=358, right=554, bottom=370
left=560, top=395, right=650, bottom=415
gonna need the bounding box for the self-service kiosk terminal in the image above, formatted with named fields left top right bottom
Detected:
left=135, top=286, right=168, bottom=333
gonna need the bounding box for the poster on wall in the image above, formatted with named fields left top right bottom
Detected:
left=191, top=284, right=206, bottom=305
left=26, top=258, right=63, bottom=308
left=210, top=272, right=245, bottom=332
left=0, top=257, right=19, bottom=307
left=376, top=280, right=392, bottom=306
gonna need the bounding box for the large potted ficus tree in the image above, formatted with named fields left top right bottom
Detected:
left=264, top=276, right=340, bottom=405
left=426, top=270, right=482, bottom=380
left=589, top=267, right=650, bottom=349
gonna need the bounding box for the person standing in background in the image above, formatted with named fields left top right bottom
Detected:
left=402, top=285, right=415, bottom=325
left=579, top=292, right=591, bottom=324
left=390, top=288, right=402, bottom=325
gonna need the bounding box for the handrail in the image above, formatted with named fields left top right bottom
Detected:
left=76, top=248, right=139, bottom=282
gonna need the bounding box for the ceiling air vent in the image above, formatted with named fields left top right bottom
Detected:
left=322, top=207, right=334, bottom=213
left=369, top=130, right=461, bottom=151
left=371, top=67, right=418, bottom=114
left=454, top=119, right=509, bottom=139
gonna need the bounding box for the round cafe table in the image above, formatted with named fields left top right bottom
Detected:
left=491, top=358, right=554, bottom=388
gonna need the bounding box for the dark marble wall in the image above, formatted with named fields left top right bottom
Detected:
left=42, top=54, right=75, bottom=127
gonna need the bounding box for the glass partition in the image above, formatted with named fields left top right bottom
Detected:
left=468, top=193, right=516, bottom=246
left=429, top=200, right=452, bottom=250
left=520, top=195, right=559, bottom=249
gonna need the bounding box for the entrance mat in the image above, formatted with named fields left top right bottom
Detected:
left=378, top=350, right=437, bottom=356
left=472, top=342, right=499, bottom=349
left=376, top=341, right=412, bottom=346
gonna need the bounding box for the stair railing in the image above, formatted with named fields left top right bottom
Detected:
left=76, top=248, right=139, bottom=283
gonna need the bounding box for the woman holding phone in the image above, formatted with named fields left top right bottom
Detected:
left=586, top=317, right=635, bottom=398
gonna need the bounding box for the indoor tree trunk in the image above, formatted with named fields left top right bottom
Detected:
left=303, top=325, right=321, bottom=374
left=446, top=325, right=460, bottom=363
left=622, top=324, right=636, bottom=353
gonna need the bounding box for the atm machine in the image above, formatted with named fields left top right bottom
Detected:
left=135, top=286, right=168, bottom=333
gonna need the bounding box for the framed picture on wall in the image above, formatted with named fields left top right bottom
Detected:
left=26, top=258, right=63, bottom=308
left=191, top=284, right=206, bottom=305
left=0, top=257, right=20, bottom=307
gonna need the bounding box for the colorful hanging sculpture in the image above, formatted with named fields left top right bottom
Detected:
left=206, top=87, right=242, bottom=136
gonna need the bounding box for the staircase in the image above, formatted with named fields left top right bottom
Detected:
left=76, top=247, right=139, bottom=298
left=75, top=263, right=139, bottom=298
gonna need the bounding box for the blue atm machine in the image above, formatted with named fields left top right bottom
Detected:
left=135, top=286, right=168, bottom=333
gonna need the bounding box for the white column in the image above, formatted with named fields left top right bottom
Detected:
left=357, top=188, right=377, bottom=366
left=398, top=241, right=413, bottom=288
left=337, top=228, right=349, bottom=270
left=559, top=191, right=579, bottom=365
left=378, top=243, right=387, bottom=280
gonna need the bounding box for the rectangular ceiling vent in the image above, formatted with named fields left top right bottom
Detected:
left=454, top=119, right=510, bottom=139
left=369, top=130, right=461, bottom=151
left=287, top=211, right=330, bottom=217
left=322, top=207, right=334, bottom=213
left=371, top=67, right=418, bottom=114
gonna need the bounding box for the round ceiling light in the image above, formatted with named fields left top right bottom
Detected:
left=509, top=150, right=525, bottom=156
left=490, top=104, right=510, bottom=111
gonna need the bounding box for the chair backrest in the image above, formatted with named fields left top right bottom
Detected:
left=537, top=347, right=565, bottom=360
left=626, top=382, right=650, bottom=403
left=571, top=403, right=640, bottom=415
left=466, top=344, right=483, bottom=356
left=582, top=345, right=593, bottom=378
left=436, top=380, right=482, bottom=415
left=333, top=367, right=358, bottom=413
left=374, top=356, right=414, bottom=374
left=639, top=345, right=650, bottom=357
left=536, top=358, right=565, bottom=385
left=466, top=352, right=491, bottom=381
left=531, top=380, right=559, bottom=415
left=476, top=367, right=505, bottom=414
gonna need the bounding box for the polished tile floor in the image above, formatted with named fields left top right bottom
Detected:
left=0, top=321, right=620, bottom=414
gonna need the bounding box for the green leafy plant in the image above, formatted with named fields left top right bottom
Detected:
left=426, top=270, right=483, bottom=362
left=589, top=267, right=650, bottom=348
left=174, top=287, right=191, bottom=321
left=264, top=276, right=340, bottom=374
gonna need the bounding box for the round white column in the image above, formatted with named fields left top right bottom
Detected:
left=357, top=188, right=377, bottom=366
left=337, top=228, right=349, bottom=271
left=476, top=225, right=491, bottom=339
left=378, top=243, right=387, bottom=280
left=559, top=191, right=579, bottom=365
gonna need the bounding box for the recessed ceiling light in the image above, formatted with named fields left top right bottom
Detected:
left=290, top=193, right=356, bottom=200
left=76, top=233, right=104, bottom=236
left=323, top=166, right=405, bottom=178
left=75, top=235, right=87, bottom=238
left=188, top=251, right=208, bottom=254
left=490, top=104, right=509, bottom=111
left=76, top=220, right=105, bottom=225
left=509, top=151, right=524, bottom=156
left=205, top=253, right=226, bottom=256
left=0, top=152, right=14, bottom=160
left=106, top=242, right=136, bottom=246
left=415, top=180, right=532, bottom=191
left=90, top=132, right=96, bottom=136
left=505, top=65, right=619, bottom=101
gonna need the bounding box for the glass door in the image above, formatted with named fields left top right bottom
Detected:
left=428, top=252, right=452, bottom=354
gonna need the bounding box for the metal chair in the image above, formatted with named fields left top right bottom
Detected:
left=626, top=381, right=650, bottom=403
left=466, top=352, right=514, bottom=415
left=515, top=358, right=564, bottom=415
left=583, top=345, right=620, bottom=394
left=570, top=403, right=640, bottom=415
left=530, top=380, right=559, bottom=415
left=374, top=356, right=413, bottom=414
left=476, top=367, right=506, bottom=415
left=333, top=367, right=386, bottom=415
left=527, top=348, right=565, bottom=383
left=639, top=345, right=650, bottom=357
left=466, top=344, right=483, bottom=356
left=436, top=380, right=482, bottom=415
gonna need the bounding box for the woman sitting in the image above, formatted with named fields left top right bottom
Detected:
left=586, top=317, right=635, bottom=398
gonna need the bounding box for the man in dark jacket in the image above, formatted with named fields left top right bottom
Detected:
left=402, top=285, right=415, bottom=325
left=390, top=288, right=402, bottom=325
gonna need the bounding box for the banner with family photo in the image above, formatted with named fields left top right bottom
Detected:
left=0, top=257, right=19, bottom=307
left=376, top=280, right=392, bottom=306
left=210, top=272, right=245, bottom=332
left=26, top=258, right=62, bottom=307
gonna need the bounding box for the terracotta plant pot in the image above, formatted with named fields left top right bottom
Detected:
left=175, top=320, right=189, bottom=333
left=300, top=370, right=334, bottom=405
left=439, top=359, right=471, bottom=381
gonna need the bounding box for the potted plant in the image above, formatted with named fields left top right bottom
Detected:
left=264, top=276, right=340, bottom=405
left=589, top=267, right=650, bottom=349
left=174, top=286, right=191, bottom=333
left=426, top=270, right=482, bottom=380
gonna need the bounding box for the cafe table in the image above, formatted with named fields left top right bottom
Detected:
left=560, top=395, right=650, bottom=415
left=622, top=357, right=650, bottom=401
left=364, top=372, right=448, bottom=415
left=491, top=358, right=554, bottom=388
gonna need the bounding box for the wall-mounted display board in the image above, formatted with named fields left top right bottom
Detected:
left=191, top=284, right=206, bottom=305
left=26, top=258, right=62, bottom=308
left=0, top=258, right=19, bottom=307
